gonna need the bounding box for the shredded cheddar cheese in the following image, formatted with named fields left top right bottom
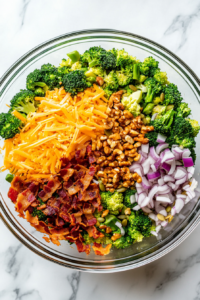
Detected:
left=1, top=85, right=108, bottom=179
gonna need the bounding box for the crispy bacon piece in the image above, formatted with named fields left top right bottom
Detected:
left=8, top=144, right=109, bottom=255
left=38, top=176, right=61, bottom=201
left=8, top=187, right=19, bottom=203
left=60, top=168, right=74, bottom=181
left=15, top=188, right=34, bottom=215
left=76, top=239, right=91, bottom=255
left=92, top=243, right=112, bottom=256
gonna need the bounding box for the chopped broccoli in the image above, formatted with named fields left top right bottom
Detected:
left=115, top=70, right=131, bottom=86
left=26, top=64, right=60, bottom=96
left=143, top=103, right=155, bottom=115
left=176, top=102, right=191, bottom=118
left=60, top=58, right=73, bottom=68
left=145, top=131, right=159, bottom=147
left=153, top=96, right=162, bottom=105
left=0, top=113, right=22, bottom=139
left=152, top=105, right=166, bottom=117
left=100, top=191, right=123, bottom=214
left=135, top=84, right=148, bottom=93
left=163, top=83, right=183, bottom=110
left=113, top=236, right=133, bottom=249
left=121, top=90, right=142, bottom=116
left=86, top=67, right=105, bottom=77
left=144, top=78, right=162, bottom=104
left=186, top=119, right=200, bottom=137
left=128, top=211, right=153, bottom=242
left=154, top=71, right=169, bottom=85
left=9, top=90, right=39, bottom=116
left=152, top=109, right=176, bottom=135
left=83, top=232, right=112, bottom=245
left=123, top=189, right=136, bottom=208
left=99, top=51, right=116, bottom=70
left=103, top=87, right=113, bottom=99
left=62, top=70, right=91, bottom=96
left=71, top=61, right=83, bottom=71
left=32, top=208, right=47, bottom=221
left=104, top=214, right=119, bottom=231
left=139, top=56, right=159, bottom=77
left=104, top=70, right=119, bottom=90
left=110, top=48, right=138, bottom=68
left=67, top=50, right=80, bottom=63
left=133, top=64, right=140, bottom=81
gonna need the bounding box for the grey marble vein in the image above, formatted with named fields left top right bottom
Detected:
left=4, top=245, right=22, bottom=278
left=67, top=272, right=81, bottom=300
left=155, top=248, right=200, bottom=291
left=165, top=3, right=200, bottom=49
left=20, top=0, right=31, bottom=27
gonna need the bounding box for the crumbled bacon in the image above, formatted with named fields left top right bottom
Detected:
left=8, top=143, right=108, bottom=255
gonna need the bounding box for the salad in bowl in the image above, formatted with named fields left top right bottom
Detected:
left=1, top=46, right=199, bottom=256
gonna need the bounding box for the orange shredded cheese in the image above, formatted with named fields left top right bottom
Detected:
left=1, top=85, right=108, bottom=179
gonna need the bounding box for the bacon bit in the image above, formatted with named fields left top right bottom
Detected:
left=43, top=236, right=50, bottom=243
left=8, top=187, right=19, bottom=203
left=76, top=239, right=91, bottom=255
left=25, top=210, right=39, bottom=226
left=92, top=243, right=112, bottom=256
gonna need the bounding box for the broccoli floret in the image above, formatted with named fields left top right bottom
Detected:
left=99, top=51, right=116, bottom=70
left=100, top=191, right=123, bottom=214
left=152, top=109, right=176, bottom=135
left=153, top=96, right=162, bottom=105
left=113, top=236, right=133, bottom=249
left=60, top=58, right=73, bottom=68
left=83, top=232, right=112, bottom=245
left=145, top=131, right=159, bottom=147
left=9, top=90, right=39, bottom=116
left=32, top=208, right=47, bottom=221
left=62, top=70, right=91, bottom=96
left=0, top=113, right=22, bottom=139
left=26, top=64, right=60, bottom=96
left=124, top=189, right=136, bottom=208
left=128, top=211, right=153, bottom=242
left=111, top=48, right=138, bottom=68
left=139, top=56, right=159, bottom=77
left=144, top=78, right=162, bottom=104
left=71, top=61, right=83, bottom=71
left=121, top=90, right=142, bottom=116
left=115, top=70, right=131, bottom=86
left=81, top=46, right=115, bottom=69
left=104, top=71, right=119, bottom=90
left=163, top=83, right=183, bottom=110
left=87, top=67, right=105, bottom=77
left=176, top=102, right=191, bottom=118
left=154, top=71, right=169, bottom=85
left=103, top=87, right=113, bottom=99
left=152, top=105, right=166, bottom=117
left=186, top=119, right=200, bottom=137
left=135, top=84, right=148, bottom=93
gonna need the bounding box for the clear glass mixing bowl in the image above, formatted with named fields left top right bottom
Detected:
left=0, top=29, right=200, bottom=273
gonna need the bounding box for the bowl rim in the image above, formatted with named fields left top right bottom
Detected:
left=0, top=28, right=200, bottom=273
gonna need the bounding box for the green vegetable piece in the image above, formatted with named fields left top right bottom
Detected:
left=5, top=173, right=14, bottom=183
left=139, top=75, right=147, bottom=83
left=100, top=191, right=124, bottom=214
left=176, top=102, right=191, bottom=118
left=121, top=91, right=142, bottom=116
left=62, top=70, right=91, bottom=96
left=124, top=189, right=136, bottom=209
left=133, top=64, right=140, bottom=81
left=9, top=89, right=39, bottom=116
left=143, top=103, right=155, bottom=115
left=104, top=214, right=119, bottom=231
left=67, top=50, right=80, bottom=63
left=0, top=113, right=22, bottom=139
left=186, top=119, right=200, bottom=137
left=87, top=76, right=96, bottom=83
left=98, top=179, right=105, bottom=192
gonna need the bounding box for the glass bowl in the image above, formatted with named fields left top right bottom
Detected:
left=0, top=29, right=200, bottom=273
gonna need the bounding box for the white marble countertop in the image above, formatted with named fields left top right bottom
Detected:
left=1, top=0, right=200, bottom=299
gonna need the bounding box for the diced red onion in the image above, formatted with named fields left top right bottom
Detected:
left=133, top=205, right=140, bottom=211
left=183, top=157, right=194, bottom=168
left=134, top=168, right=143, bottom=177
left=157, top=133, right=167, bottom=144
left=161, top=221, right=168, bottom=227
left=158, top=178, right=165, bottom=186
left=141, top=143, right=149, bottom=154
left=142, top=207, right=152, bottom=213
left=161, top=151, right=175, bottom=163
left=120, top=227, right=125, bottom=236
left=168, top=160, right=176, bottom=175
left=175, top=198, right=185, bottom=214
left=176, top=175, right=187, bottom=185
left=150, top=146, right=160, bottom=161
left=93, top=179, right=99, bottom=184
left=164, top=175, right=175, bottom=183
left=138, top=192, right=147, bottom=206
left=156, top=196, right=171, bottom=203
left=142, top=159, right=151, bottom=175
left=130, top=194, right=136, bottom=204
left=115, top=221, right=122, bottom=228
left=147, top=171, right=161, bottom=181
left=151, top=231, right=158, bottom=237
left=171, top=207, right=176, bottom=216
left=156, top=143, right=169, bottom=155
left=151, top=164, right=156, bottom=172
left=174, top=168, right=187, bottom=180
left=161, top=162, right=171, bottom=172
left=182, top=149, right=191, bottom=158
left=141, top=177, right=151, bottom=190
left=149, top=213, right=158, bottom=221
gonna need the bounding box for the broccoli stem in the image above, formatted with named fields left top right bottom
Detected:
left=133, top=64, right=140, bottom=81
left=143, top=103, right=155, bottom=115
left=145, top=86, right=155, bottom=103
left=67, top=50, right=80, bottom=63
